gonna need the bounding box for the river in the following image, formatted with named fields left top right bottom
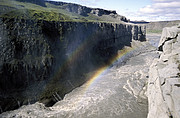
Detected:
left=1, top=34, right=161, bottom=118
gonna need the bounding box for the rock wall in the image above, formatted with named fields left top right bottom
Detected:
left=0, top=17, right=145, bottom=112
left=148, top=25, right=180, bottom=118
left=46, top=1, right=128, bottom=22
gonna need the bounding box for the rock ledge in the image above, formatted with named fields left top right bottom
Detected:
left=148, top=25, right=180, bottom=118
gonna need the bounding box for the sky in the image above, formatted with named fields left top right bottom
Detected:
left=49, top=0, right=180, bottom=21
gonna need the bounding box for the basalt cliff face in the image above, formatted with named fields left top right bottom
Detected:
left=46, top=1, right=129, bottom=22
left=0, top=0, right=146, bottom=113
left=147, top=25, right=180, bottom=118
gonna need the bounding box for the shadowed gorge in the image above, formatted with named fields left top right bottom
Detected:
left=0, top=0, right=146, bottom=113
left=1, top=0, right=180, bottom=117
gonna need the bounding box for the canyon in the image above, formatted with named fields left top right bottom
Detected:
left=0, top=0, right=180, bottom=118
left=0, top=0, right=145, bottom=113
left=148, top=25, right=180, bottom=118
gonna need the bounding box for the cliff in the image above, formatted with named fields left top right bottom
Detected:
left=0, top=0, right=146, bottom=113
left=46, top=1, right=129, bottom=22
left=131, top=20, right=180, bottom=34
left=0, top=0, right=128, bottom=23
left=0, top=17, right=145, bottom=113
left=147, top=25, right=180, bottom=118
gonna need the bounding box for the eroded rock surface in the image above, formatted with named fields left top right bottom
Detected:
left=0, top=39, right=158, bottom=118
left=0, top=17, right=146, bottom=112
left=46, top=1, right=129, bottom=22
left=147, top=25, right=180, bottom=118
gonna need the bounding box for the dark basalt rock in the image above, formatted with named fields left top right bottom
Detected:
left=0, top=18, right=145, bottom=113
left=46, top=1, right=128, bottom=22
left=0, top=0, right=146, bottom=112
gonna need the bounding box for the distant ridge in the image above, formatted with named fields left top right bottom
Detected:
left=0, top=0, right=130, bottom=23
left=130, top=21, right=149, bottom=24
left=129, top=20, right=180, bottom=34
left=46, top=0, right=129, bottom=22
left=146, top=20, right=180, bottom=34
left=15, top=0, right=46, bottom=6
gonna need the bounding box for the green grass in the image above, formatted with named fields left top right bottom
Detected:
left=0, top=0, right=87, bottom=22
left=1, top=9, right=71, bottom=21
left=146, top=29, right=162, bottom=34
left=0, top=0, right=125, bottom=23
left=0, top=0, right=72, bottom=21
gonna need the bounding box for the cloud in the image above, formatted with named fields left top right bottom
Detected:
left=152, top=0, right=173, bottom=2
left=73, top=0, right=100, bottom=6
left=51, top=0, right=100, bottom=7
left=133, top=0, right=180, bottom=21
left=154, top=2, right=180, bottom=8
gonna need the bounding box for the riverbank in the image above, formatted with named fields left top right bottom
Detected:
left=1, top=34, right=160, bottom=118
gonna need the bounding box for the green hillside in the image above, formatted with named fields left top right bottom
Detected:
left=0, top=0, right=126, bottom=23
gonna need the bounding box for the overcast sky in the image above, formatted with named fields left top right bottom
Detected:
left=49, top=0, right=180, bottom=21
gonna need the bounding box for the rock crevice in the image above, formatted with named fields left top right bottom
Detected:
left=147, top=25, right=180, bottom=118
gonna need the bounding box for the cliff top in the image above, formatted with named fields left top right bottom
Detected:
left=0, top=0, right=129, bottom=23
left=158, top=24, right=180, bottom=50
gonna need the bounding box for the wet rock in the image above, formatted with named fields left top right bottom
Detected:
left=1, top=39, right=156, bottom=118
left=0, top=17, right=146, bottom=112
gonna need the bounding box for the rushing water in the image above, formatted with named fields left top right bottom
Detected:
left=1, top=34, right=161, bottom=118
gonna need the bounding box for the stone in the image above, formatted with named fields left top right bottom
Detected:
left=46, top=1, right=129, bottom=22
left=147, top=25, right=180, bottom=118
left=0, top=3, right=146, bottom=113
left=158, top=26, right=180, bottom=51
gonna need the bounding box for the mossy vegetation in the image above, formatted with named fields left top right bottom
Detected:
left=0, top=0, right=124, bottom=23
left=0, top=0, right=74, bottom=22
left=0, top=0, right=133, bottom=110
left=2, top=9, right=70, bottom=21
left=0, top=0, right=75, bottom=22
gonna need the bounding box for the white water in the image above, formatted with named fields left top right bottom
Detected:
left=1, top=34, right=160, bottom=118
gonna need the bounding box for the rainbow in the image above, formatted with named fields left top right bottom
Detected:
left=84, top=47, right=135, bottom=91
left=49, top=29, right=137, bottom=96
left=51, top=34, right=92, bottom=83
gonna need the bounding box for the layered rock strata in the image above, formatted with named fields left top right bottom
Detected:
left=46, top=1, right=128, bottom=22
left=148, top=25, right=180, bottom=118
left=0, top=35, right=155, bottom=118
left=0, top=17, right=145, bottom=112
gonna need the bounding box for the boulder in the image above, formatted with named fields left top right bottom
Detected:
left=147, top=25, right=180, bottom=118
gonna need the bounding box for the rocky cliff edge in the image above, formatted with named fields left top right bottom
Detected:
left=148, top=25, right=180, bottom=118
